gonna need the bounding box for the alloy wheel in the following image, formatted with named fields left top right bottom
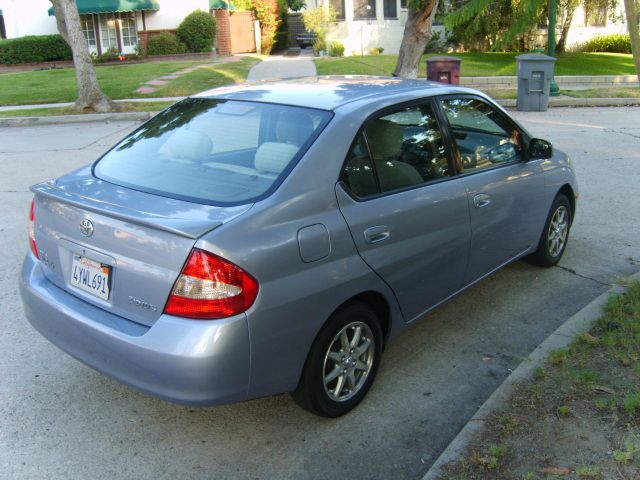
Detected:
left=547, top=205, right=569, bottom=258
left=322, top=321, right=375, bottom=402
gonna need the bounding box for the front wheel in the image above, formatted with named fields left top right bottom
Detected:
left=291, top=302, right=383, bottom=417
left=528, top=194, right=572, bottom=267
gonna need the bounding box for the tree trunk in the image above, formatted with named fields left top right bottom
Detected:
left=51, top=0, right=116, bottom=113
left=556, top=5, right=577, bottom=53
left=393, top=0, right=439, bottom=78
left=624, top=0, right=640, bottom=82
left=624, top=0, right=640, bottom=84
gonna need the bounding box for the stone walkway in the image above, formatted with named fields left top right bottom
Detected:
left=135, top=56, right=245, bottom=94
left=246, top=48, right=316, bottom=82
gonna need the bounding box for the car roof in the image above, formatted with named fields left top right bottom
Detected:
left=192, top=76, right=480, bottom=111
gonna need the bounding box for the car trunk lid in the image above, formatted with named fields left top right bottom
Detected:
left=31, top=167, right=252, bottom=327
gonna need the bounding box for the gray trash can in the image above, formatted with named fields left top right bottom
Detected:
left=516, top=53, right=557, bottom=112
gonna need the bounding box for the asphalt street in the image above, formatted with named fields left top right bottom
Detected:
left=0, top=107, right=638, bottom=480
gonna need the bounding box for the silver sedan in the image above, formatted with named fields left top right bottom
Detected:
left=20, top=77, right=578, bottom=417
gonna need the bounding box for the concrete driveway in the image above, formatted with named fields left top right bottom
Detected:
left=0, top=107, right=638, bottom=480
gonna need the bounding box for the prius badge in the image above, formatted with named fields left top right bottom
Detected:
left=79, top=219, right=94, bottom=237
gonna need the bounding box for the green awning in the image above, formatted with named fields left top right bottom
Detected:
left=209, top=0, right=236, bottom=11
left=48, top=0, right=160, bottom=16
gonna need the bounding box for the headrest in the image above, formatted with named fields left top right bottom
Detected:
left=166, top=130, right=213, bottom=161
left=365, top=119, right=403, bottom=160
left=276, top=111, right=315, bottom=146
left=254, top=142, right=300, bottom=175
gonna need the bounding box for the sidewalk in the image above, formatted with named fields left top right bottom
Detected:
left=246, top=48, right=316, bottom=81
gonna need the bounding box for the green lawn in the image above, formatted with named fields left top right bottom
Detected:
left=0, top=57, right=258, bottom=106
left=562, top=86, right=640, bottom=98
left=315, top=52, right=637, bottom=77
left=439, top=281, right=640, bottom=479
left=149, top=60, right=258, bottom=97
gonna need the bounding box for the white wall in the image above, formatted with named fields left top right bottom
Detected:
left=565, top=3, right=628, bottom=50
left=0, top=0, right=58, bottom=38
left=143, top=0, right=210, bottom=30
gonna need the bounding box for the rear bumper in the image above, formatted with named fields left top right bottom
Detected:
left=19, top=253, right=251, bottom=406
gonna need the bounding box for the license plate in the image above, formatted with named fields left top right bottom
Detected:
left=70, top=254, right=111, bottom=301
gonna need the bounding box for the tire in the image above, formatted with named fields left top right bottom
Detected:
left=527, top=193, right=572, bottom=268
left=291, top=302, right=383, bottom=417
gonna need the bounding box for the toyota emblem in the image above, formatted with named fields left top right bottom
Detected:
left=79, top=219, right=94, bottom=237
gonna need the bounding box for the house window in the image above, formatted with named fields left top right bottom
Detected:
left=100, top=14, right=118, bottom=50
left=354, top=0, right=376, bottom=19
left=0, top=14, right=6, bottom=39
left=80, top=15, right=97, bottom=48
left=330, top=0, right=346, bottom=19
left=400, top=0, right=407, bottom=8
left=585, top=5, right=606, bottom=26
left=383, top=0, right=397, bottom=18
left=120, top=12, right=138, bottom=47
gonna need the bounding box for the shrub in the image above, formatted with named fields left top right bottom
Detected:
left=147, top=32, right=187, bottom=56
left=254, top=0, right=281, bottom=55
left=329, top=41, right=345, bottom=57
left=582, top=33, right=631, bottom=53
left=303, top=6, right=336, bottom=53
left=313, top=37, right=326, bottom=56
left=177, top=10, right=217, bottom=53
left=93, top=47, right=120, bottom=63
left=370, top=47, right=384, bottom=55
left=0, top=34, right=72, bottom=64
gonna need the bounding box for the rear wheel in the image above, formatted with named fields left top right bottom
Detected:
left=528, top=194, right=572, bottom=267
left=291, top=302, right=382, bottom=417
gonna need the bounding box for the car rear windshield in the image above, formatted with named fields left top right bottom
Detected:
left=93, top=98, right=332, bottom=205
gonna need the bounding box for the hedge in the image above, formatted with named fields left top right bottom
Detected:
left=0, top=34, right=72, bottom=64
left=582, top=33, right=631, bottom=54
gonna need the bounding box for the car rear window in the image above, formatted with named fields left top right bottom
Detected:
left=93, top=98, right=331, bottom=205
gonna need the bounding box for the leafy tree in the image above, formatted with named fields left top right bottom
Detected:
left=447, top=0, right=521, bottom=51
left=445, top=0, right=547, bottom=50
left=287, top=0, right=307, bottom=11
left=393, top=0, right=439, bottom=77
left=50, top=0, right=116, bottom=112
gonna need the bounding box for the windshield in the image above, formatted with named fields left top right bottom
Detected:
left=94, top=98, right=331, bottom=205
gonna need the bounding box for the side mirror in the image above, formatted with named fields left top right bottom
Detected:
left=528, top=138, right=553, bottom=159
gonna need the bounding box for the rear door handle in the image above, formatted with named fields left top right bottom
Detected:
left=364, top=226, right=390, bottom=244
left=473, top=193, right=491, bottom=208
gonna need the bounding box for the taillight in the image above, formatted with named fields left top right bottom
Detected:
left=29, top=199, right=39, bottom=259
left=164, top=249, right=259, bottom=319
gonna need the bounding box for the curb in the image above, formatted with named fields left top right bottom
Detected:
left=422, top=271, right=640, bottom=480
left=0, top=111, right=158, bottom=127
left=496, top=97, right=640, bottom=108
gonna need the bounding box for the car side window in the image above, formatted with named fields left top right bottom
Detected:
left=363, top=103, right=451, bottom=193
left=342, top=135, right=379, bottom=198
left=440, top=97, right=522, bottom=173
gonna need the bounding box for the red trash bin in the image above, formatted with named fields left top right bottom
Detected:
left=426, top=56, right=462, bottom=85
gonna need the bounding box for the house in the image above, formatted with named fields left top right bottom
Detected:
left=0, top=0, right=252, bottom=56
left=305, top=0, right=630, bottom=55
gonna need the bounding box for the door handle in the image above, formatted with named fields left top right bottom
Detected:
left=364, top=226, right=390, bottom=244
left=473, top=193, right=491, bottom=208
